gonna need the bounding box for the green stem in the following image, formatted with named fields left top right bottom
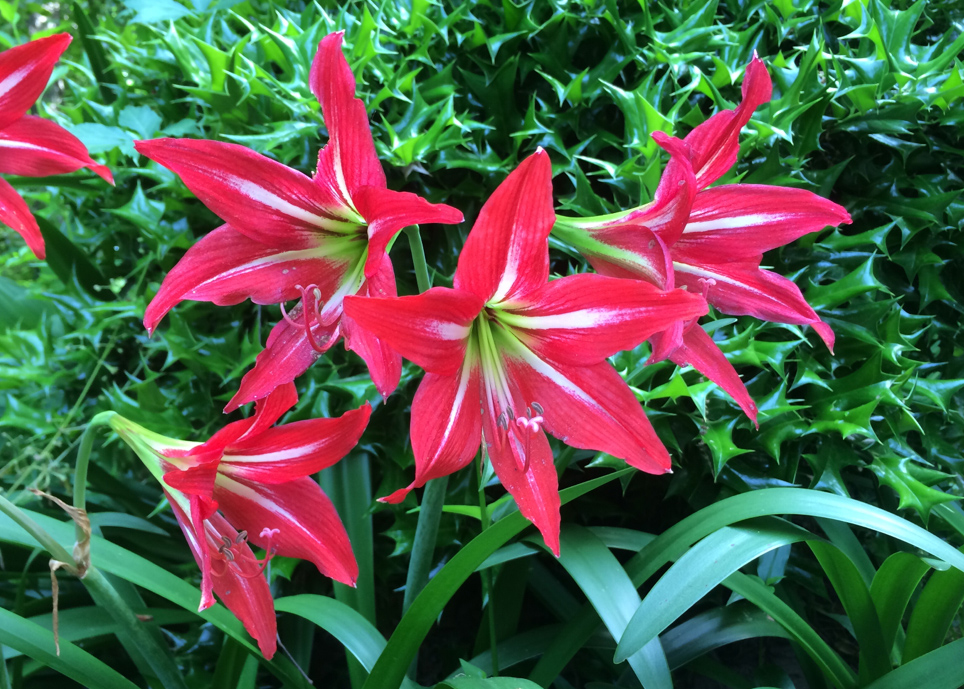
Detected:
left=402, top=477, right=449, bottom=614
left=0, top=640, right=10, bottom=689
left=404, top=225, right=432, bottom=292
left=477, top=458, right=499, bottom=677
left=72, top=412, right=115, bottom=543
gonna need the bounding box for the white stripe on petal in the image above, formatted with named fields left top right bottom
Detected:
left=684, top=213, right=784, bottom=234
left=0, top=66, right=29, bottom=100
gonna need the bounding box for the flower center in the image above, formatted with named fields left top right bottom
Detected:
left=209, top=525, right=280, bottom=578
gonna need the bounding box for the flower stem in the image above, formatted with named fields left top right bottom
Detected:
left=404, top=225, right=432, bottom=292
left=72, top=412, right=115, bottom=542
left=477, top=456, right=499, bottom=677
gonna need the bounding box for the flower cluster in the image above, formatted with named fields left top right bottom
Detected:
left=5, top=30, right=850, bottom=656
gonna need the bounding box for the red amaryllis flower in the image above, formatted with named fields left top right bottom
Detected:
left=344, top=150, right=706, bottom=554
left=554, top=56, right=851, bottom=424
left=0, top=33, right=113, bottom=258
left=136, top=32, right=462, bottom=409
left=109, top=383, right=371, bottom=658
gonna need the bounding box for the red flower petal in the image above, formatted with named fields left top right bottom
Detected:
left=0, top=116, right=112, bottom=183
left=143, top=224, right=354, bottom=335
left=675, top=185, right=851, bottom=259
left=382, top=365, right=483, bottom=504
left=672, top=258, right=834, bottom=351
left=629, top=132, right=695, bottom=246
left=342, top=287, right=483, bottom=376
left=685, top=56, right=772, bottom=189
left=669, top=324, right=758, bottom=425
left=226, top=312, right=340, bottom=412
left=505, top=352, right=672, bottom=474
left=214, top=474, right=359, bottom=586
left=454, top=150, right=555, bottom=303
left=220, top=403, right=371, bottom=483
left=341, top=259, right=402, bottom=398
left=353, top=185, right=464, bottom=279
left=0, top=33, right=71, bottom=130
left=310, top=32, right=386, bottom=204
left=579, top=223, right=675, bottom=289
left=481, top=409, right=560, bottom=556
left=0, top=176, right=42, bottom=258
left=135, top=138, right=354, bottom=248
left=503, top=273, right=707, bottom=366
left=167, top=498, right=277, bottom=659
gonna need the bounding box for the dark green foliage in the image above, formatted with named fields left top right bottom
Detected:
left=2, top=0, right=963, bottom=687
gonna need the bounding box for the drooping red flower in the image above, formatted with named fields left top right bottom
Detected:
left=110, top=383, right=371, bottom=658
left=0, top=33, right=113, bottom=258
left=554, top=56, right=851, bottom=424
left=344, top=150, right=707, bottom=554
left=136, top=32, right=462, bottom=409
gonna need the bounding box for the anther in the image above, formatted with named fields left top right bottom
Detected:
left=221, top=536, right=233, bottom=548
left=531, top=402, right=544, bottom=415
left=235, top=530, right=248, bottom=544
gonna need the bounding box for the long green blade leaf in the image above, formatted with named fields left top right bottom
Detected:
left=557, top=525, right=672, bottom=689
left=0, top=607, right=140, bottom=689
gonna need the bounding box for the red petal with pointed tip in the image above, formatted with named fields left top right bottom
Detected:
left=220, top=403, right=371, bottom=483
left=454, top=150, right=555, bottom=303
left=0, top=33, right=71, bottom=129
left=685, top=56, right=772, bottom=189
left=354, top=185, right=464, bottom=278
left=676, top=185, right=851, bottom=259
left=163, top=462, right=219, bottom=501
left=341, top=260, right=402, bottom=398
left=580, top=223, right=675, bottom=289
left=167, top=498, right=277, bottom=659
left=636, top=132, right=696, bottom=246
left=0, top=177, right=42, bottom=258
left=383, top=365, right=483, bottom=504
left=0, top=116, right=112, bottom=182
left=135, top=138, right=352, bottom=248
left=343, top=288, right=483, bottom=376
left=672, top=258, right=834, bottom=351
left=226, top=310, right=340, bottom=412
left=143, top=224, right=353, bottom=334
left=214, top=474, right=359, bottom=586
left=670, top=325, right=758, bottom=425
left=482, top=411, right=560, bottom=556
left=310, top=32, right=385, bottom=204
left=506, top=274, right=708, bottom=366
left=506, top=353, right=672, bottom=474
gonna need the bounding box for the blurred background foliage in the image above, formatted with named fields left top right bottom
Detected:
left=1, top=0, right=963, bottom=687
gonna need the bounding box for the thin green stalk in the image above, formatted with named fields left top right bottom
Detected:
left=72, top=412, right=115, bottom=543
left=477, top=464, right=499, bottom=677
left=403, top=477, right=449, bottom=614
left=405, top=225, right=432, bottom=292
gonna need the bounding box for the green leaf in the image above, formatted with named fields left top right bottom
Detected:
left=123, top=0, right=192, bottom=24
left=864, top=638, right=964, bottom=689
left=35, top=216, right=115, bottom=301
left=118, top=105, right=163, bottom=139
left=67, top=123, right=135, bottom=156
left=0, top=607, right=141, bottom=689
left=903, top=564, right=964, bottom=663
left=869, top=552, right=930, bottom=655
left=556, top=526, right=672, bottom=689
left=361, top=469, right=633, bottom=689
left=616, top=518, right=813, bottom=662
left=274, top=596, right=389, bottom=675
left=439, top=677, right=545, bottom=689
left=809, top=541, right=889, bottom=683
left=661, top=605, right=791, bottom=670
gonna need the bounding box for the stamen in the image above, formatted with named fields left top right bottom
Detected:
left=235, top=530, right=248, bottom=544
left=531, top=402, right=544, bottom=415
left=696, top=277, right=717, bottom=300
